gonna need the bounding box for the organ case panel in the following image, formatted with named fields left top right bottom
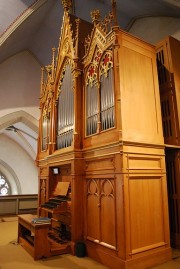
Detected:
left=35, top=2, right=172, bottom=269
left=156, top=36, right=180, bottom=146
left=82, top=5, right=171, bottom=269
left=36, top=3, right=93, bottom=258
left=156, top=36, right=180, bottom=249
left=86, top=178, right=116, bottom=249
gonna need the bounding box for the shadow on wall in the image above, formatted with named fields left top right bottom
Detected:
left=0, top=110, right=38, bottom=160
left=0, top=110, right=39, bottom=194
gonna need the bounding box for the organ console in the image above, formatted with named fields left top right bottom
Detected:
left=34, top=0, right=175, bottom=268
left=41, top=182, right=71, bottom=214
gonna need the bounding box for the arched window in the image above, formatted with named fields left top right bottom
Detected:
left=0, top=172, right=11, bottom=196
left=57, top=59, right=74, bottom=149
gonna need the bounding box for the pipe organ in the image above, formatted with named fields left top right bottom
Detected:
left=156, top=36, right=180, bottom=249
left=85, top=48, right=115, bottom=136
left=35, top=1, right=174, bottom=268
left=56, top=60, right=74, bottom=149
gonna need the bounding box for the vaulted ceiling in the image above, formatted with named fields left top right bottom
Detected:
left=0, top=0, right=180, bottom=159
left=1, top=0, right=180, bottom=66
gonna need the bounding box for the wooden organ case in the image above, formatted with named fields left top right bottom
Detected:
left=156, top=36, right=180, bottom=248
left=37, top=1, right=93, bottom=257
left=36, top=1, right=172, bottom=268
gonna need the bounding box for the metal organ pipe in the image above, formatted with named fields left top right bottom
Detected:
left=100, top=68, right=115, bottom=130
left=57, top=64, right=74, bottom=149
left=86, top=66, right=115, bottom=135
left=86, top=83, right=98, bottom=136
left=42, top=114, right=50, bottom=151
left=86, top=48, right=115, bottom=136
left=42, top=117, right=47, bottom=150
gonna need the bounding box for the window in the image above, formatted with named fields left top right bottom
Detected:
left=0, top=173, right=11, bottom=196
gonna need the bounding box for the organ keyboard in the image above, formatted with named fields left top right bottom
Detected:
left=41, top=195, right=71, bottom=213
left=41, top=181, right=71, bottom=213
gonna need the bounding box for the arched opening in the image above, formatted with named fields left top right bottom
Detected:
left=0, top=160, right=21, bottom=195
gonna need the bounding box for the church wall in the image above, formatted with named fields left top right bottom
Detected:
left=129, top=17, right=180, bottom=45
left=0, top=50, right=41, bottom=113
left=0, top=134, right=38, bottom=194
left=0, top=50, right=40, bottom=194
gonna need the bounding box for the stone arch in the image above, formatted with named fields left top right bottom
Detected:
left=0, top=110, right=38, bottom=132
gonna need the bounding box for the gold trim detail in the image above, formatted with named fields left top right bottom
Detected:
left=62, top=0, right=72, bottom=12
left=90, top=10, right=101, bottom=25
left=57, top=58, right=74, bottom=99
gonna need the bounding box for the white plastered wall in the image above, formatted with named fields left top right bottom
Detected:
left=128, top=16, right=180, bottom=45
left=0, top=134, right=38, bottom=194
left=0, top=50, right=41, bottom=116
left=0, top=50, right=41, bottom=194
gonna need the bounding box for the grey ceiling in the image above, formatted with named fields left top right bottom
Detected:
left=0, top=0, right=179, bottom=159
left=0, top=0, right=180, bottom=66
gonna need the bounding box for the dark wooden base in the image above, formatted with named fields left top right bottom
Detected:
left=86, top=241, right=172, bottom=269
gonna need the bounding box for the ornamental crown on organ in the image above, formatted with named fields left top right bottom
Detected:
left=39, top=0, right=118, bottom=151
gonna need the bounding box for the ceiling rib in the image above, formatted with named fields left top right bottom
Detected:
left=0, top=0, right=48, bottom=46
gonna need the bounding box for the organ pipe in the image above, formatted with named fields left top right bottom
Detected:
left=57, top=63, right=74, bottom=149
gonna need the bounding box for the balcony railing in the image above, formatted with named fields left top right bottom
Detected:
left=0, top=194, right=38, bottom=215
